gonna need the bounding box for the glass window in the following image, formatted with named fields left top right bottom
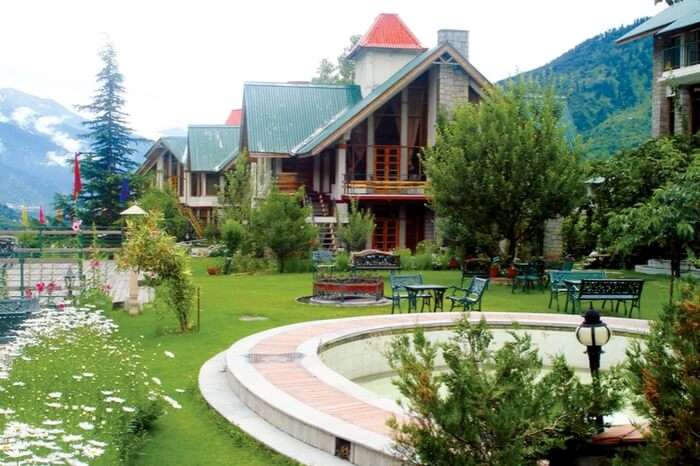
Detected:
left=205, top=174, right=219, bottom=196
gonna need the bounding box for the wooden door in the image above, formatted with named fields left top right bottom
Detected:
left=374, top=146, right=400, bottom=181
left=373, top=216, right=399, bottom=251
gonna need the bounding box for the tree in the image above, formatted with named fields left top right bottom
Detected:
left=220, top=219, right=245, bottom=274
left=117, top=212, right=195, bottom=332
left=220, top=150, right=252, bottom=224
left=250, top=188, right=317, bottom=272
left=76, top=41, right=140, bottom=226
left=311, top=35, right=360, bottom=84
left=624, top=280, right=700, bottom=465
left=424, top=83, right=583, bottom=259
left=336, top=200, right=374, bottom=251
left=608, top=162, right=700, bottom=299
left=138, top=185, right=189, bottom=241
left=386, top=317, right=624, bottom=466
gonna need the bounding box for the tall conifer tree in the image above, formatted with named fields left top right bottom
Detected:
left=77, top=41, right=138, bottom=225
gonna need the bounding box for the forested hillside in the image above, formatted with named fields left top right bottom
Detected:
left=511, top=19, right=653, bottom=158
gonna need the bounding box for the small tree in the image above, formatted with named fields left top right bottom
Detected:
left=251, top=188, right=317, bottom=272
left=624, top=280, right=700, bottom=465
left=424, top=83, right=583, bottom=259
left=387, top=317, right=624, bottom=465
left=138, top=186, right=189, bottom=241
left=337, top=201, right=374, bottom=251
left=311, top=35, right=361, bottom=84
left=118, top=212, right=194, bottom=332
left=220, top=150, right=252, bottom=224
left=220, top=219, right=246, bottom=274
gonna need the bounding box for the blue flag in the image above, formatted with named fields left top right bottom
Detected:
left=119, top=178, right=130, bottom=203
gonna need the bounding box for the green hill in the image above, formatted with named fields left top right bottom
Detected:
left=510, top=19, right=653, bottom=158
left=0, top=204, right=19, bottom=229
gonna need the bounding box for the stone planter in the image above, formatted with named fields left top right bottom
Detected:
left=313, top=277, right=384, bottom=301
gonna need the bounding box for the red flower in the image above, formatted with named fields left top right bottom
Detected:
left=24, top=288, right=33, bottom=298
left=35, top=282, right=46, bottom=293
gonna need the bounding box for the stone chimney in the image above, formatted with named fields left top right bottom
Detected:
left=438, top=29, right=469, bottom=60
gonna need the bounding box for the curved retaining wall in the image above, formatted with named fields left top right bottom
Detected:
left=223, top=312, right=649, bottom=466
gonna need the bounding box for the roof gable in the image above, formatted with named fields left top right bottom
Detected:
left=225, top=109, right=242, bottom=126
left=243, top=82, right=361, bottom=155
left=617, top=2, right=700, bottom=44
left=292, top=43, right=490, bottom=156
left=349, top=13, right=425, bottom=58
left=188, top=125, right=240, bottom=172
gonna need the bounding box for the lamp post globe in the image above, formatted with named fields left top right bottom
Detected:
left=576, top=309, right=612, bottom=431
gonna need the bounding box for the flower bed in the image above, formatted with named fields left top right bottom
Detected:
left=0, top=306, right=176, bottom=465
left=312, top=276, right=384, bottom=301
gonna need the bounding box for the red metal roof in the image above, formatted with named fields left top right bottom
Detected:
left=352, top=14, right=424, bottom=54
left=225, top=109, right=242, bottom=126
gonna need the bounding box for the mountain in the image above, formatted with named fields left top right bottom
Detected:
left=508, top=19, right=653, bottom=158
left=0, top=203, right=19, bottom=228
left=0, top=88, right=150, bottom=206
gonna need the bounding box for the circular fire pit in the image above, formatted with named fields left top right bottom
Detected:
left=312, top=276, right=385, bottom=304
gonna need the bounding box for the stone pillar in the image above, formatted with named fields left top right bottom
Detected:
left=652, top=36, right=672, bottom=137
left=543, top=217, right=564, bottom=261
left=156, top=156, right=164, bottom=189
left=335, top=146, right=347, bottom=200
left=676, top=86, right=691, bottom=134
left=427, top=66, right=438, bottom=147
left=367, top=114, right=375, bottom=180
left=438, top=65, right=471, bottom=115
left=183, top=170, right=190, bottom=203
left=400, top=89, right=409, bottom=180
left=399, top=205, right=407, bottom=249
left=312, top=156, right=321, bottom=192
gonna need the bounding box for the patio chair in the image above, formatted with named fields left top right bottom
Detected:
left=447, top=277, right=489, bottom=311
left=512, top=262, right=543, bottom=293
left=390, top=274, right=431, bottom=313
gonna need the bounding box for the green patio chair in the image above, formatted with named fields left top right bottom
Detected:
left=447, top=277, right=489, bottom=311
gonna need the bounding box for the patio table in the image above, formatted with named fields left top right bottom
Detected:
left=404, top=284, right=449, bottom=312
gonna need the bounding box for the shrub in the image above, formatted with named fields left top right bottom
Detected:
left=0, top=307, right=171, bottom=465
left=337, top=201, right=374, bottom=252
left=387, top=317, right=625, bottom=465
left=412, top=253, right=433, bottom=271
left=335, top=250, right=350, bottom=272
left=203, top=223, right=219, bottom=243
left=220, top=219, right=246, bottom=274
left=138, top=186, right=190, bottom=241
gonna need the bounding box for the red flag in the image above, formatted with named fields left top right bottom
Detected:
left=73, top=152, right=82, bottom=200
left=39, top=206, right=45, bottom=225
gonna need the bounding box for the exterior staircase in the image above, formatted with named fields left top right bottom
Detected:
left=177, top=204, right=204, bottom=239
left=307, top=192, right=337, bottom=251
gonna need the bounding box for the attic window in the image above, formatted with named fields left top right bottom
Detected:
left=434, top=53, right=458, bottom=66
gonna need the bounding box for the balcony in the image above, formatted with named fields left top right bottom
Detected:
left=661, top=40, right=700, bottom=85
left=345, top=145, right=427, bottom=197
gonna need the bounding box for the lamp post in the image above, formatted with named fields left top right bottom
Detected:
left=119, top=205, right=147, bottom=315
left=575, top=309, right=612, bottom=432
left=64, top=267, right=78, bottom=300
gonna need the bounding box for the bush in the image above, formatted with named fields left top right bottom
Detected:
left=413, top=253, right=433, bottom=271
left=0, top=307, right=171, bottom=465
left=203, top=223, right=219, bottom=243
left=138, top=186, right=190, bottom=241
left=226, top=252, right=275, bottom=274
left=334, top=250, right=350, bottom=272
left=281, top=257, right=313, bottom=273
left=387, top=317, right=625, bottom=466
left=336, top=201, right=374, bottom=252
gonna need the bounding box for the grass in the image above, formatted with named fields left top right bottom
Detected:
left=109, top=259, right=673, bottom=466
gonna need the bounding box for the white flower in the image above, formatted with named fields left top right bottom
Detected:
left=104, top=396, right=125, bottom=404
left=82, top=372, right=94, bottom=378
left=151, top=377, right=162, bottom=385
left=62, top=434, right=83, bottom=442
left=164, top=351, right=175, bottom=358
left=78, top=422, right=94, bottom=431
left=82, top=406, right=96, bottom=413
left=42, top=420, right=62, bottom=426
left=45, top=402, right=62, bottom=408
left=47, top=392, right=62, bottom=399
left=81, top=445, right=104, bottom=458
left=122, top=406, right=136, bottom=413
left=175, top=388, right=185, bottom=393
left=0, top=407, right=16, bottom=415
left=162, top=395, right=182, bottom=409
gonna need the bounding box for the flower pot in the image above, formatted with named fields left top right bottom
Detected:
left=207, top=267, right=221, bottom=276
left=506, top=265, right=517, bottom=279
left=489, top=265, right=500, bottom=278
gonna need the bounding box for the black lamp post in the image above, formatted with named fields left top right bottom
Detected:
left=575, top=309, right=612, bottom=432
left=64, top=267, right=78, bottom=299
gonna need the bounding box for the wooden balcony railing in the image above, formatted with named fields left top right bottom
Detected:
left=275, top=172, right=303, bottom=194
left=345, top=144, right=426, bottom=195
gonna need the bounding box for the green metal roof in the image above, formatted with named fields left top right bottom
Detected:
left=291, top=46, right=438, bottom=155
left=617, top=1, right=700, bottom=44
left=187, top=125, right=240, bottom=172
left=657, top=8, right=700, bottom=35
left=160, top=136, right=187, bottom=163
left=243, top=82, right=361, bottom=154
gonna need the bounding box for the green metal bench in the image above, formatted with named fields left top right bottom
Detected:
left=311, top=250, right=335, bottom=277
left=390, top=274, right=430, bottom=313
left=447, top=277, right=489, bottom=312
left=0, top=298, right=39, bottom=343
left=548, top=270, right=606, bottom=311
left=565, top=279, right=644, bottom=317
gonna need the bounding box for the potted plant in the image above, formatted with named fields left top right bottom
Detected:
left=207, top=266, right=221, bottom=276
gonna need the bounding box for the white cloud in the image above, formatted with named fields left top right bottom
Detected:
left=11, top=106, right=36, bottom=127
left=0, top=112, right=9, bottom=123
left=44, top=150, right=71, bottom=167
left=34, top=115, right=82, bottom=153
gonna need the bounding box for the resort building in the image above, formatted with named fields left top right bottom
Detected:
left=618, top=0, right=700, bottom=136
left=139, top=13, right=490, bottom=251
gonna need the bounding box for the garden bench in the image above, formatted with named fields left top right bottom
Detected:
left=447, top=277, right=489, bottom=312
left=390, top=274, right=431, bottom=313
left=350, top=249, right=400, bottom=273
left=0, top=298, right=39, bottom=343
left=461, top=258, right=491, bottom=286
left=548, top=270, right=606, bottom=311
left=565, top=279, right=644, bottom=317
left=311, top=249, right=335, bottom=277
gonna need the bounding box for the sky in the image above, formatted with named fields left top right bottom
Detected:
left=0, top=0, right=665, bottom=140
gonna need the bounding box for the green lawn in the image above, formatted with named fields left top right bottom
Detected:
left=109, top=260, right=672, bottom=466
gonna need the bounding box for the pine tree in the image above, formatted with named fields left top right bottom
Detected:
left=77, top=41, right=139, bottom=225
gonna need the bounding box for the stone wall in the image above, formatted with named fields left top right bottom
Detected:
left=437, top=64, right=470, bottom=114
left=652, top=37, right=671, bottom=137
left=542, top=217, right=564, bottom=261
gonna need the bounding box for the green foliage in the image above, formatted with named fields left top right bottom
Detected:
left=250, top=188, right=317, bottom=273
left=118, top=212, right=195, bottom=332
left=220, top=219, right=245, bottom=255
left=424, top=83, right=583, bottom=259
left=623, top=280, right=700, bottom=465
left=513, top=21, right=653, bottom=158
left=311, top=35, right=361, bottom=84
left=203, top=223, right=219, bottom=243
left=138, top=185, right=189, bottom=241
left=76, top=42, right=141, bottom=226
left=386, top=317, right=625, bottom=465
left=336, top=201, right=374, bottom=252
left=220, top=150, right=252, bottom=224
